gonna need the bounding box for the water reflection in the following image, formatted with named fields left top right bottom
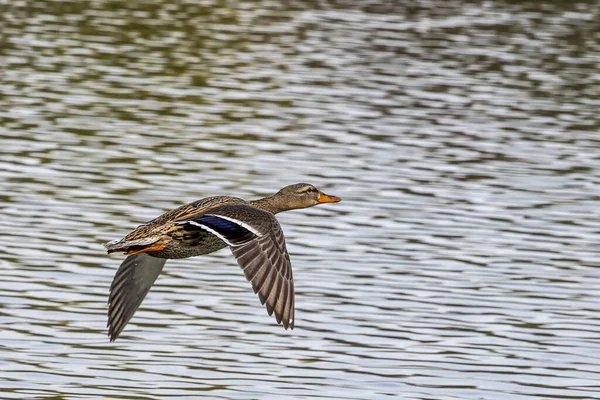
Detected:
left=1, top=0, right=600, bottom=399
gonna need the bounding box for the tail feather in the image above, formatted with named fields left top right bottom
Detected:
left=104, top=237, right=160, bottom=254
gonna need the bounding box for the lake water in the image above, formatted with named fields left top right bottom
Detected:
left=2, top=1, right=600, bottom=399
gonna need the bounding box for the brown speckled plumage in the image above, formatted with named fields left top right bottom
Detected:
left=107, top=196, right=245, bottom=259
left=104, top=183, right=341, bottom=341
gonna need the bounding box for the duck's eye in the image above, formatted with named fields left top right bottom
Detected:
left=298, top=186, right=317, bottom=194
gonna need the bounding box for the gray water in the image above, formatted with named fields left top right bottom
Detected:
left=2, top=1, right=600, bottom=399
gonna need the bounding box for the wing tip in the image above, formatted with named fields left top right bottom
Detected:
left=283, top=319, right=294, bottom=330
left=258, top=292, right=267, bottom=305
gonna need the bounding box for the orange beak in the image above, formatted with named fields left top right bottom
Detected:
left=317, top=192, right=342, bottom=204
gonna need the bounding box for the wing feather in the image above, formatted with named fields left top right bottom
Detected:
left=187, top=205, right=295, bottom=329
left=107, top=254, right=167, bottom=341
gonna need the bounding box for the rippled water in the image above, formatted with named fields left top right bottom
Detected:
left=2, top=1, right=600, bottom=399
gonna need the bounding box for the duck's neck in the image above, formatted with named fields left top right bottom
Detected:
left=249, top=194, right=291, bottom=214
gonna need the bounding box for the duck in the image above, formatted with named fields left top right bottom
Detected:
left=104, top=183, right=341, bottom=341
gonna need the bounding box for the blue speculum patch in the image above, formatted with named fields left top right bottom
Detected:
left=195, top=215, right=254, bottom=242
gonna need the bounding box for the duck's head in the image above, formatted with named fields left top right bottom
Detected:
left=254, top=183, right=341, bottom=214
left=280, top=182, right=341, bottom=208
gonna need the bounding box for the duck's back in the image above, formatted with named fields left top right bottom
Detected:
left=143, top=196, right=246, bottom=226
left=118, top=196, right=247, bottom=259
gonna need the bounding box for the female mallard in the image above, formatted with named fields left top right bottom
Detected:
left=104, top=183, right=341, bottom=341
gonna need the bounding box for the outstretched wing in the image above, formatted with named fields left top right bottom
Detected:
left=107, top=253, right=167, bottom=341
left=180, top=205, right=295, bottom=329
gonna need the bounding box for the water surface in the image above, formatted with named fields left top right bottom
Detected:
left=1, top=1, right=600, bottom=399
